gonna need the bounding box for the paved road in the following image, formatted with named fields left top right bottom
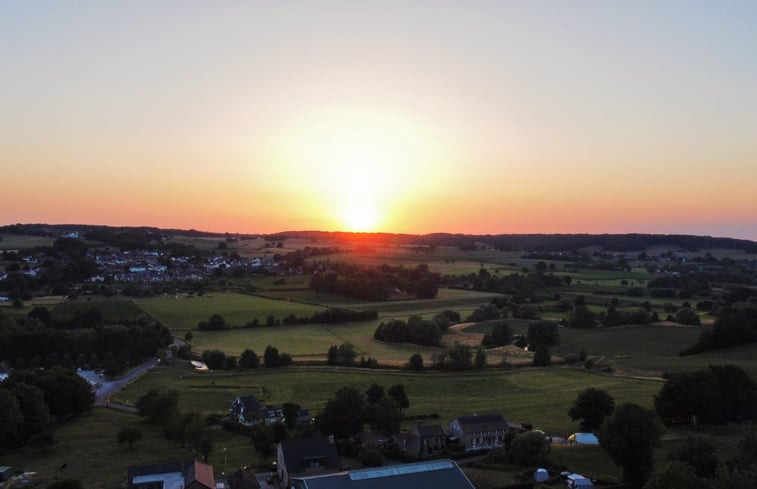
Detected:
left=95, top=357, right=159, bottom=404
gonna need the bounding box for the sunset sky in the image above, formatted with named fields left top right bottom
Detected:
left=2, top=1, right=756, bottom=239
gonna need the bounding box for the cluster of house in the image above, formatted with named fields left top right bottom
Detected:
left=230, top=395, right=510, bottom=457
left=231, top=395, right=311, bottom=427
left=128, top=399, right=596, bottom=489
left=90, top=249, right=276, bottom=284
left=126, top=438, right=477, bottom=489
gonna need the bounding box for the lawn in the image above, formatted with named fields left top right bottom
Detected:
left=0, top=407, right=255, bottom=489
left=136, top=293, right=325, bottom=330
left=51, top=298, right=147, bottom=322
left=0, top=233, right=55, bottom=249
left=114, top=361, right=662, bottom=435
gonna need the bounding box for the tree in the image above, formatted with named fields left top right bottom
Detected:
left=316, top=386, right=367, bottom=439
left=406, top=354, right=424, bottom=371
left=117, top=427, right=142, bottom=449
left=365, top=384, right=385, bottom=405
left=281, top=402, right=301, bottom=430
left=527, top=320, right=560, bottom=346
left=225, top=356, right=238, bottom=370
left=184, top=331, right=193, bottom=343
left=474, top=345, right=487, bottom=369
left=0, top=389, right=24, bottom=450
left=358, top=446, right=384, bottom=467
left=11, top=383, right=49, bottom=440
left=387, top=384, right=409, bottom=411
left=566, top=305, right=596, bottom=329
left=7, top=367, right=94, bottom=420
left=202, top=350, right=226, bottom=370
left=239, top=349, right=259, bottom=369
left=370, top=398, right=403, bottom=435
left=600, top=403, right=663, bottom=489
left=510, top=431, right=550, bottom=466
left=482, top=321, right=513, bottom=347
left=669, top=436, right=719, bottom=478
left=137, top=390, right=179, bottom=425
left=643, top=461, right=704, bottom=489
left=532, top=345, right=551, bottom=366
left=568, top=388, right=615, bottom=432
left=264, top=345, right=280, bottom=367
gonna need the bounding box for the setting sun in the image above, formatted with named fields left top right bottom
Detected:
left=342, top=204, right=379, bottom=232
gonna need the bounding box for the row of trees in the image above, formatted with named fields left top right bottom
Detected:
left=198, top=308, right=379, bottom=330
left=0, top=314, right=171, bottom=376
left=310, top=263, right=439, bottom=300
left=200, top=345, right=293, bottom=370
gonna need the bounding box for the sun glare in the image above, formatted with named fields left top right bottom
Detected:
left=342, top=204, right=379, bottom=232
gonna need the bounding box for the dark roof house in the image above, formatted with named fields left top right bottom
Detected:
left=277, top=437, right=340, bottom=488
left=448, top=413, right=507, bottom=451
left=231, top=394, right=264, bottom=426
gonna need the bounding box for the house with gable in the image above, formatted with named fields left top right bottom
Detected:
left=276, top=437, right=340, bottom=488
left=231, top=394, right=265, bottom=426
left=448, top=413, right=507, bottom=451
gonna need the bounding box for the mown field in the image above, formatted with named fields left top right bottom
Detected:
left=0, top=407, right=255, bottom=489
left=114, top=361, right=662, bottom=435
left=0, top=233, right=55, bottom=249
left=135, top=293, right=325, bottom=330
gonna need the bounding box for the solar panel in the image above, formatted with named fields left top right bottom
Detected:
left=349, top=460, right=455, bottom=480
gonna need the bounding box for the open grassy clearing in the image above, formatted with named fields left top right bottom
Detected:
left=115, top=361, right=661, bottom=435
left=0, top=407, right=255, bottom=489
left=51, top=298, right=147, bottom=322
left=0, top=233, right=55, bottom=249
left=136, top=293, right=325, bottom=330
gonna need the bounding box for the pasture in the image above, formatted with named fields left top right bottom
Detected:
left=0, top=407, right=255, bottom=489
left=114, top=361, right=662, bottom=435
left=135, top=292, right=325, bottom=330
left=0, top=233, right=55, bottom=249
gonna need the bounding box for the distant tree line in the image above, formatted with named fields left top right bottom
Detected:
left=310, top=263, right=439, bottom=300
left=443, top=268, right=564, bottom=296
left=197, top=308, right=378, bottom=330
left=0, top=313, right=172, bottom=376
left=200, top=345, right=292, bottom=370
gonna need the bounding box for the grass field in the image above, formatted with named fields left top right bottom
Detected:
left=136, top=293, right=325, bottom=330
left=0, top=407, right=255, bottom=489
left=115, top=361, right=662, bottom=435
left=51, top=299, right=147, bottom=322
left=0, top=233, right=55, bottom=249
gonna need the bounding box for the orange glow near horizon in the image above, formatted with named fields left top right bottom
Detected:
left=2, top=3, right=757, bottom=240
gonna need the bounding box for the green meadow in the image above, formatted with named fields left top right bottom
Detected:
left=114, top=361, right=662, bottom=435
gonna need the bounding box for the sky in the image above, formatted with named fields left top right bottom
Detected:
left=2, top=1, right=756, bottom=239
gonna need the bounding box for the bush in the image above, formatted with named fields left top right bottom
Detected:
left=532, top=345, right=551, bottom=366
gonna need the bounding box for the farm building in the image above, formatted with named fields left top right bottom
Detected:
left=290, top=459, right=475, bottom=489
left=448, top=413, right=507, bottom=451
left=127, top=460, right=214, bottom=489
